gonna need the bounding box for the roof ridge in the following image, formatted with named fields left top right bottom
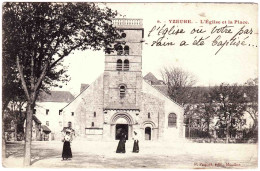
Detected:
left=143, top=79, right=183, bottom=108
left=61, top=73, right=103, bottom=110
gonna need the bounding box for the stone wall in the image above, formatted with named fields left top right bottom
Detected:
left=140, top=93, right=165, bottom=140
left=142, top=80, right=185, bottom=141
left=103, top=71, right=142, bottom=110
left=63, top=74, right=104, bottom=139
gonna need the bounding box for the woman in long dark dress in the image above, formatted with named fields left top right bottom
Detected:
left=116, top=132, right=126, bottom=153
left=62, top=131, right=72, bottom=160
left=132, top=131, right=139, bottom=153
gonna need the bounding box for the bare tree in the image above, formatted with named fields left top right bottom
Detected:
left=160, top=66, right=196, bottom=105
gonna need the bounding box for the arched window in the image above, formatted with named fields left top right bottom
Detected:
left=94, top=112, right=96, bottom=117
left=117, top=59, right=122, bottom=71
left=148, top=112, right=151, bottom=118
left=168, top=113, right=177, bottom=127
left=121, top=33, right=126, bottom=38
left=124, top=59, right=129, bottom=71
left=117, top=45, right=123, bottom=55
left=120, top=85, right=126, bottom=98
left=124, top=45, right=129, bottom=55
left=105, top=48, right=111, bottom=54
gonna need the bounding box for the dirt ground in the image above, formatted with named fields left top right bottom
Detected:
left=3, top=140, right=258, bottom=168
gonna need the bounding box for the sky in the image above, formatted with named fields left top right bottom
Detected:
left=54, top=3, right=258, bottom=95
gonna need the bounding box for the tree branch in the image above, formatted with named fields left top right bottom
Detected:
left=33, top=61, right=49, bottom=101
left=50, top=43, right=83, bottom=69
left=16, top=56, right=30, bottom=101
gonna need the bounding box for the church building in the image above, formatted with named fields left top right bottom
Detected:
left=61, top=18, right=185, bottom=141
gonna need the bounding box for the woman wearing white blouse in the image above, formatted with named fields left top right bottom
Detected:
left=132, top=131, right=139, bottom=153
left=62, top=131, right=72, bottom=160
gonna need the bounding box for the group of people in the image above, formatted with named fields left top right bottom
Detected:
left=61, top=130, right=140, bottom=160
left=116, top=131, right=139, bottom=153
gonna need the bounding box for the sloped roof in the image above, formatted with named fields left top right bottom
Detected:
left=41, top=125, right=51, bottom=133
left=152, top=85, right=168, bottom=95
left=143, top=72, right=162, bottom=85
left=143, top=79, right=183, bottom=108
left=37, top=91, right=74, bottom=103
left=80, top=84, right=89, bottom=93
left=33, top=115, right=41, bottom=124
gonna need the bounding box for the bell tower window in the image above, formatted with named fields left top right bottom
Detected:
left=117, top=59, right=122, bottom=71
left=121, top=33, right=126, bottom=38
left=117, top=45, right=123, bottom=55
left=124, top=59, right=129, bottom=71
left=119, top=85, right=126, bottom=98
left=124, top=45, right=129, bottom=55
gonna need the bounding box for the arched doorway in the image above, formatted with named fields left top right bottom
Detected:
left=115, top=124, right=128, bottom=140
left=145, top=127, right=151, bottom=140
left=110, top=113, right=134, bottom=140
left=142, top=121, right=156, bottom=141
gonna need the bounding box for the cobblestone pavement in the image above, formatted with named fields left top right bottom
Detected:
left=3, top=140, right=258, bottom=168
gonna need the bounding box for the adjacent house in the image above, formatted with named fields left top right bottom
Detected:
left=34, top=91, right=74, bottom=140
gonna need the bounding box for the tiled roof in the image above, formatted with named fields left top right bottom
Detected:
left=33, top=115, right=41, bottom=124
left=152, top=85, right=168, bottom=95
left=143, top=72, right=162, bottom=85
left=80, top=84, right=89, bottom=93
left=37, top=91, right=74, bottom=103
left=41, top=125, right=51, bottom=132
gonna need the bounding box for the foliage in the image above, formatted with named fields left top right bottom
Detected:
left=2, top=51, right=26, bottom=112
left=210, top=83, right=246, bottom=141
left=3, top=2, right=120, bottom=103
left=243, top=78, right=258, bottom=137
left=184, top=89, right=217, bottom=138
left=3, top=2, right=119, bottom=165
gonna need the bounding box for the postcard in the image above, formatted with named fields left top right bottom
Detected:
left=2, top=2, right=258, bottom=168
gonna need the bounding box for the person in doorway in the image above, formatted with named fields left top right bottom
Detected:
left=62, top=131, right=73, bottom=160
left=132, top=131, right=139, bottom=153
left=116, top=131, right=126, bottom=153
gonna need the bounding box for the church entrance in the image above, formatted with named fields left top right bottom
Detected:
left=115, top=124, right=128, bottom=140
left=145, top=127, right=151, bottom=140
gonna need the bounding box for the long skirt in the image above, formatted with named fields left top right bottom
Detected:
left=62, top=141, right=72, bottom=159
left=116, top=140, right=126, bottom=153
left=133, top=140, right=139, bottom=153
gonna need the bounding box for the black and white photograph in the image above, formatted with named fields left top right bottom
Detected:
left=2, top=2, right=258, bottom=168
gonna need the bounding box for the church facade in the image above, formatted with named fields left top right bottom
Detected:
left=61, top=18, right=185, bottom=141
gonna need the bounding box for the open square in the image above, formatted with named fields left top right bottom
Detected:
left=3, top=140, right=257, bottom=168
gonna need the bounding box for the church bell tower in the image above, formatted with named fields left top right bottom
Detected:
left=103, top=18, right=144, bottom=110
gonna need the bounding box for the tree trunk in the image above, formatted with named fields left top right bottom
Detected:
left=2, top=110, right=6, bottom=160
left=188, top=118, right=191, bottom=138
left=14, top=123, right=18, bottom=141
left=206, top=118, right=210, bottom=137
left=207, top=123, right=210, bottom=137
left=23, top=104, right=33, bottom=166
left=226, top=118, right=229, bottom=143
left=14, top=114, right=17, bottom=141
